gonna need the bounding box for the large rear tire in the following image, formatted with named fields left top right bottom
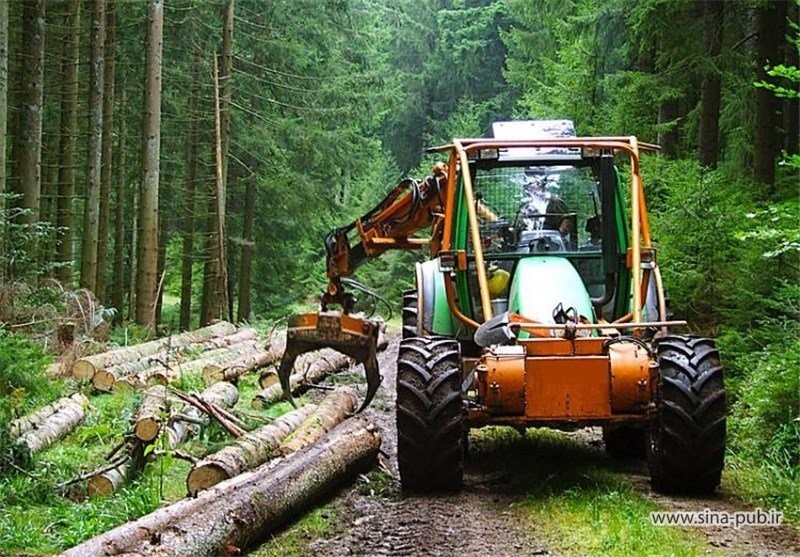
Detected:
left=396, top=337, right=464, bottom=492
left=647, top=335, right=726, bottom=494
left=401, top=290, right=418, bottom=339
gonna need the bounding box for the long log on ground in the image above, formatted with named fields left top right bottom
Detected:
left=202, top=344, right=281, bottom=385
left=9, top=392, right=89, bottom=438
left=252, top=350, right=353, bottom=409
left=14, top=393, right=91, bottom=454
left=98, top=340, right=260, bottom=391
left=96, top=328, right=258, bottom=386
left=87, top=440, right=146, bottom=497
left=72, top=321, right=238, bottom=380
left=60, top=417, right=381, bottom=557
left=133, top=386, right=172, bottom=443
left=279, top=386, right=357, bottom=455
left=186, top=403, right=316, bottom=495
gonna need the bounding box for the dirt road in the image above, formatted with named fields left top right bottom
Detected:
left=259, top=332, right=800, bottom=557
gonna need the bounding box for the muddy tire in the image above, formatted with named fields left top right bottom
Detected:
left=401, top=290, right=418, bottom=339
left=603, top=426, right=646, bottom=460
left=647, top=335, right=726, bottom=494
left=396, top=336, right=464, bottom=492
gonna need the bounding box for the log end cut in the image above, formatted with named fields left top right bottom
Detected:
left=72, top=359, right=98, bottom=381
left=87, top=474, right=115, bottom=497
left=186, top=462, right=229, bottom=496
left=92, top=370, right=117, bottom=392
left=134, top=417, right=162, bottom=443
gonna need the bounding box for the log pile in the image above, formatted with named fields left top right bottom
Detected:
left=10, top=393, right=91, bottom=457
left=72, top=321, right=238, bottom=380
left=60, top=416, right=382, bottom=557
left=252, top=349, right=353, bottom=409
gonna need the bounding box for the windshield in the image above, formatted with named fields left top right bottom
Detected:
left=471, top=164, right=602, bottom=255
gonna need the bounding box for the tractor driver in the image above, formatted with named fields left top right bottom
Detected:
left=518, top=169, right=574, bottom=245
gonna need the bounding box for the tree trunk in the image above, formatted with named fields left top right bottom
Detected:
left=80, top=0, right=106, bottom=292
left=112, top=340, right=260, bottom=391
left=155, top=212, right=168, bottom=324
left=698, top=0, right=723, bottom=168
left=783, top=1, right=799, bottom=156
left=96, top=0, right=116, bottom=301
left=55, top=0, right=81, bottom=286
left=13, top=0, right=46, bottom=227
left=136, top=0, right=164, bottom=329
left=0, top=0, right=7, bottom=276
left=111, top=88, right=127, bottom=321
left=237, top=176, right=255, bottom=321
left=179, top=46, right=201, bottom=331
left=252, top=349, right=352, bottom=409
left=202, top=345, right=281, bottom=385
left=14, top=393, right=90, bottom=455
left=61, top=417, right=381, bottom=557
left=753, top=0, right=788, bottom=192
left=92, top=328, right=257, bottom=390
left=186, top=403, right=316, bottom=495
left=87, top=439, right=145, bottom=497
left=133, top=385, right=171, bottom=442
left=657, top=99, right=679, bottom=157
left=9, top=392, right=89, bottom=438
left=72, top=321, right=237, bottom=380
left=161, top=381, right=239, bottom=450
left=278, top=386, right=357, bottom=455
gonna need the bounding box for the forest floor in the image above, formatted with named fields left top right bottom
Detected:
left=251, top=329, right=800, bottom=557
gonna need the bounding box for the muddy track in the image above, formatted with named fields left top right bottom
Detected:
left=279, top=332, right=800, bottom=557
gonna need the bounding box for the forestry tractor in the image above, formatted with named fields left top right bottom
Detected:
left=278, top=120, right=726, bottom=495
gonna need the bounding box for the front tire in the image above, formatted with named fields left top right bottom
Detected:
left=396, top=337, right=464, bottom=492
left=647, top=335, right=726, bottom=494
left=401, top=290, right=418, bottom=339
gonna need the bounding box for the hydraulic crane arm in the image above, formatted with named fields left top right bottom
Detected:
left=279, top=163, right=449, bottom=412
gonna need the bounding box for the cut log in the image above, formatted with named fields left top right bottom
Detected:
left=14, top=393, right=91, bottom=454
left=9, top=392, right=89, bottom=438
left=202, top=344, right=281, bottom=385
left=60, top=417, right=381, bottom=557
left=252, top=350, right=352, bottom=409
left=72, top=321, right=237, bottom=380
left=186, top=403, right=316, bottom=495
left=162, top=382, right=240, bottom=450
left=279, top=386, right=357, bottom=455
left=102, top=327, right=258, bottom=383
left=87, top=441, right=146, bottom=498
left=133, top=385, right=171, bottom=443
left=97, top=340, right=261, bottom=391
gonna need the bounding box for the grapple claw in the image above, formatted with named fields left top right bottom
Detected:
left=278, top=311, right=383, bottom=411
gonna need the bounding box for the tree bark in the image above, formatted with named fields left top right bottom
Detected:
left=237, top=176, right=255, bottom=321
left=80, top=0, right=106, bottom=291
left=13, top=0, right=46, bottom=227
left=112, top=340, right=260, bottom=390
left=698, top=0, right=723, bottom=168
left=753, top=0, right=788, bottom=191
left=278, top=386, right=357, bottom=455
left=14, top=393, right=90, bottom=454
left=96, top=0, right=116, bottom=301
left=179, top=45, right=201, bottom=331
left=0, top=0, right=7, bottom=275
left=252, top=349, right=352, bottom=409
left=61, top=417, right=381, bottom=557
left=9, top=392, right=89, bottom=438
left=72, top=321, right=237, bottom=380
left=186, top=403, right=316, bottom=495
left=136, top=0, right=164, bottom=329
left=55, top=0, right=81, bottom=286
left=202, top=345, right=281, bottom=385
left=93, top=328, right=257, bottom=391
left=111, top=88, right=127, bottom=321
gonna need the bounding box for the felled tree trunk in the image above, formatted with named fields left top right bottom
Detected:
left=87, top=440, right=145, bottom=497
left=202, top=344, right=280, bottom=385
left=60, top=417, right=381, bottom=557
left=252, top=350, right=352, bottom=409
left=162, top=381, right=239, bottom=450
left=98, top=341, right=260, bottom=391
left=133, top=385, right=171, bottom=442
left=279, top=386, right=357, bottom=455
left=186, top=403, right=316, bottom=495
left=14, top=393, right=90, bottom=454
left=9, top=392, right=89, bottom=438
left=97, top=329, right=256, bottom=385
left=73, top=321, right=237, bottom=380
